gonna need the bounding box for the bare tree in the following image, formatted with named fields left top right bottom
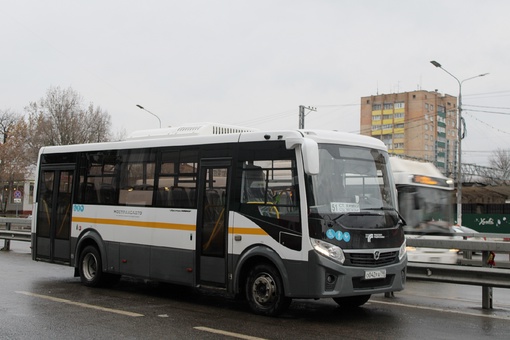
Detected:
left=83, top=103, right=112, bottom=143
left=0, top=109, right=22, bottom=144
left=0, top=119, right=32, bottom=181
left=0, top=118, right=33, bottom=213
left=25, top=86, right=112, bottom=156
left=487, top=148, right=510, bottom=185
left=0, top=110, right=28, bottom=180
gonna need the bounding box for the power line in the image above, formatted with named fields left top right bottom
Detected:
left=464, top=111, right=510, bottom=135
left=464, top=90, right=510, bottom=97
left=463, top=104, right=510, bottom=110
left=464, top=108, right=510, bottom=115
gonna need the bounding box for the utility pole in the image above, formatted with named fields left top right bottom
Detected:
left=299, top=105, right=317, bottom=129
left=430, top=60, right=488, bottom=226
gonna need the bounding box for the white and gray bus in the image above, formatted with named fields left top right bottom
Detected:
left=390, top=157, right=454, bottom=232
left=32, top=123, right=407, bottom=315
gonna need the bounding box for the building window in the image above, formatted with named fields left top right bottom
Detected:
left=383, top=114, right=393, bottom=120
left=382, top=135, right=393, bottom=143
left=394, top=102, right=405, bottom=109
left=372, top=104, right=382, bottom=110
left=372, top=115, right=381, bottom=121
left=394, top=113, right=404, bottom=119
left=383, top=103, right=393, bottom=110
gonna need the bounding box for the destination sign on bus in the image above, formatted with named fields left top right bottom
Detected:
left=412, top=175, right=448, bottom=187
left=331, top=202, right=360, bottom=213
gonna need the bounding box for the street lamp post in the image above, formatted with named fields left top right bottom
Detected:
left=136, top=104, right=162, bottom=128
left=430, top=60, right=488, bottom=227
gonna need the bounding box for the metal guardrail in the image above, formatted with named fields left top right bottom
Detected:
left=0, top=217, right=32, bottom=251
left=406, top=234, right=510, bottom=309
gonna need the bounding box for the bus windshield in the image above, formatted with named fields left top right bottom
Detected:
left=308, top=144, right=397, bottom=216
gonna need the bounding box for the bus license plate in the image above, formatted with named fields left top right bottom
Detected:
left=364, top=269, right=386, bottom=280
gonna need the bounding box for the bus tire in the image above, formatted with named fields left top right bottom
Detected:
left=78, top=245, right=105, bottom=287
left=333, top=294, right=371, bottom=308
left=245, top=264, right=291, bottom=316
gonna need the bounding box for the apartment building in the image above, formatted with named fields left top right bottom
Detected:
left=360, top=90, right=458, bottom=176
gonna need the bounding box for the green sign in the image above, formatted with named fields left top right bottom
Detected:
left=459, top=213, right=510, bottom=234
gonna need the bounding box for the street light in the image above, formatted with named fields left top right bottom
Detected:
left=136, top=104, right=162, bottom=128
left=430, top=60, right=488, bottom=227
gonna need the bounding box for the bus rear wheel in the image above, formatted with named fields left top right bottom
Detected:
left=245, top=264, right=291, bottom=316
left=333, top=294, right=371, bottom=308
left=79, top=245, right=105, bottom=287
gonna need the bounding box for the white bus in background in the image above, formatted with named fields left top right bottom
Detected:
left=31, top=123, right=407, bottom=316
left=390, top=157, right=458, bottom=264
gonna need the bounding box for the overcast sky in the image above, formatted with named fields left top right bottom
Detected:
left=2, top=1, right=509, bottom=166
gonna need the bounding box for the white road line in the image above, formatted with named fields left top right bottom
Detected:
left=16, top=291, right=144, bottom=317
left=194, top=326, right=268, bottom=340
left=370, top=299, right=510, bottom=320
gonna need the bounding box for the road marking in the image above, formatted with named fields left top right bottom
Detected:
left=16, top=291, right=144, bottom=317
left=371, top=299, right=510, bottom=320
left=194, top=326, right=268, bottom=340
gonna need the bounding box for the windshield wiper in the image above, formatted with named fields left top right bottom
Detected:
left=362, top=207, right=406, bottom=226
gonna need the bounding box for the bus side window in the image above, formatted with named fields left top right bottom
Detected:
left=171, top=187, right=190, bottom=208
left=80, top=182, right=98, bottom=204
left=99, top=184, right=116, bottom=204
left=242, top=165, right=266, bottom=202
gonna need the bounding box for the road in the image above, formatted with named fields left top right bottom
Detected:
left=2, top=241, right=510, bottom=339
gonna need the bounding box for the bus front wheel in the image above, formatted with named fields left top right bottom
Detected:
left=333, top=294, right=371, bottom=308
left=245, top=264, right=291, bottom=316
left=78, top=245, right=105, bottom=287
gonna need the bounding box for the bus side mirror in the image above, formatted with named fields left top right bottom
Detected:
left=286, top=137, right=319, bottom=175
left=302, top=139, right=319, bottom=175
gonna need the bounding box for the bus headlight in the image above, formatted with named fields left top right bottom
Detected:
left=399, top=239, right=407, bottom=261
left=311, top=238, right=345, bottom=264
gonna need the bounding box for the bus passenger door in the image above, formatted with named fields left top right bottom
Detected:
left=196, top=159, right=231, bottom=287
left=35, top=167, right=74, bottom=263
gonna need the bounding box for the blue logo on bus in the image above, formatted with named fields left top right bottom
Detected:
left=326, top=229, right=335, bottom=240
left=335, top=231, right=343, bottom=241
left=73, top=205, right=85, bottom=212
left=343, top=232, right=351, bottom=242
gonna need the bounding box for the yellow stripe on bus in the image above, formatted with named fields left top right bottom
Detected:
left=71, top=216, right=268, bottom=236
left=71, top=216, right=194, bottom=231
left=229, top=227, right=268, bottom=236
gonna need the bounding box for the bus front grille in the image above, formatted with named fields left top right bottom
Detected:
left=345, top=251, right=398, bottom=267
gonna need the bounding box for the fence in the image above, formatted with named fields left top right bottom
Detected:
left=0, top=217, right=32, bottom=251
left=406, top=233, right=510, bottom=309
